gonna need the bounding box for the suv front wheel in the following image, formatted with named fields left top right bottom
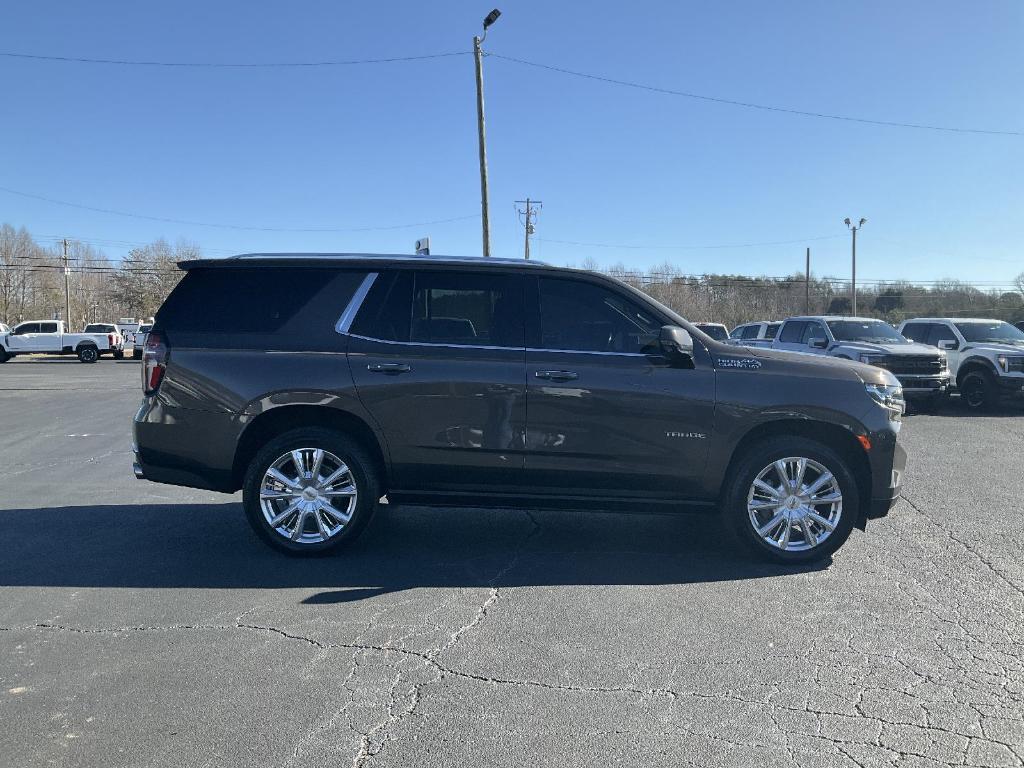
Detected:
left=242, top=428, right=380, bottom=555
left=726, top=437, right=859, bottom=563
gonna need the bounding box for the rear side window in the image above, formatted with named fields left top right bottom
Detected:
left=538, top=277, right=659, bottom=353
left=351, top=270, right=524, bottom=348
left=778, top=321, right=806, bottom=343
left=764, top=323, right=780, bottom=339
left=40, top=322, right=59, bottom=333
left=157, top=267, right=367, bottom=349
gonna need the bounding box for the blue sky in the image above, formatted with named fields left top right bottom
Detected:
left=2, top=1, right=1022, bottom=284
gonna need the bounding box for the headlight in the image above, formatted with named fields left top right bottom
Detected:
left=866, top=383, right=904, bottom=417
left=998, top=355, right=1024, bottom=373
left=859, top=354, right=885, bottom=365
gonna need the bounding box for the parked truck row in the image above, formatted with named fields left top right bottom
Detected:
left=722, top=315, right=1024, bottom=411
left=0, top=319, right=154, bottom=364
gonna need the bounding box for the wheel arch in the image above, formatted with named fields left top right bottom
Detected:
left=75, top=340, right=98, bottom=351
left=232, top=404, right=389, bottom=492
left=719, top=418, right=872, bottom=525
left=956, top=356, right=998, bottom=387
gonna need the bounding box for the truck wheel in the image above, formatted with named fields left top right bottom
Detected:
left=242, top=428, right=380, bottom=556
left=725, top=437, right=858, bottom=564
left=77, top=346, right=99, bottom=364
left=113, top=350, right=125, bottom=360
left=132, top=349, right=143, bottom=360
left=960, top=370, right=996, bottom=411
left=0, top=348, right=8, bottom=364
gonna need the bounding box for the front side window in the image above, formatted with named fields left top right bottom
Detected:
left=778, top=321, right=807, bottom=343
left=901, top=323, right=927, bottom=343
left=730, top=325, right=747, bottom=339
left=740, top=325, right=760, bottom=340
left=538, top=277, right=660, bottom=353
left=926, top=324, right=958, bottom=348
left=802, top=322, right=829, bottom=344
left=14, top=323, right=40, bottom=335
left=827, top=320, right=907, bottom=344
left=955, top=321, right=1024, bottom=345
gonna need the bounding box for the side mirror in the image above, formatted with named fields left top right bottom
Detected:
left=937, top=339, right=958, bottom=350
left=809, top=337, right=828, bottom=349
left=660, top=325, right=694, bottom=360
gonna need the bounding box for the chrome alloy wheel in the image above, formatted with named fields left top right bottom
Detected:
left=259, top=448, right=358, bottom=544
left=746, top=457, right=842, bottom=552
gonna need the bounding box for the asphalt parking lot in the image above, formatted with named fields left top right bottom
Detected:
left=2, top=359, right=1023, bottom=768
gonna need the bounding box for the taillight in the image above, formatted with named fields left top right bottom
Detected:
left=108, top=333, right=115, bottom=346
left=142, top=330, right=168, bottom=396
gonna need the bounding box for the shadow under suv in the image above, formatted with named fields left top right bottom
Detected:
left=133, top=254, right=907, bottom=563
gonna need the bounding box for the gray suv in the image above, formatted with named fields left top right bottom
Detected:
left=133, top=254, right=907, bottom=563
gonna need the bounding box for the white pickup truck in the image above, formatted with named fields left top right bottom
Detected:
left=770, top=315, right=950, bottom=408
left=898, top=318, right=1024, bottom=411
left=0, top=320, right=121, bottom=363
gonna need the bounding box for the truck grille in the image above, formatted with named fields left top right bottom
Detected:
left=879, top=355, right=944, bottom=375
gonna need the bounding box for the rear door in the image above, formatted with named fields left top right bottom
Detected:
left=522, top=275, right=715, bottom=500
left=346, top=269, right=527, bottom=494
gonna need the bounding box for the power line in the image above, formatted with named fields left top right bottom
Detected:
left=488, top=53, right=1024, bottom=137
left=540, top=234, right=846, bottom=250
left=0, top=186, right=478, bottom=232
left=0, top=50, right=471, bottom=68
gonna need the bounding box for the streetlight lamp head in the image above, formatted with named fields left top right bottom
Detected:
left=859, top=218, right=867, bottom=227
left=483, top=9, right=501, bottom=28
left=844, top=218, right=851, bottom=227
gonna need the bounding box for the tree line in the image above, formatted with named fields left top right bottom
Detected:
left=2, top=222, right=1022, bottom=330
left=0, top=223, right=193, bottom=329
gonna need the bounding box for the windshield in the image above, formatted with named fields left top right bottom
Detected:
left=826, top=320, right=909, bottom=344
left=955, top=321, right=1024, bottom=345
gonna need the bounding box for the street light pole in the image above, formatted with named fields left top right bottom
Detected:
left=844, top=218, right=866, bottom=315
left=474, top=9, right=501, bottom=258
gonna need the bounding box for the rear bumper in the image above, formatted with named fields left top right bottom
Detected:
left=133, top=397, right=241, bottom=493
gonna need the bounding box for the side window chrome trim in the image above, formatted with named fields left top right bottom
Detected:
left=343, top=332, right=524, bottom=352
left=527, top=347, right=649, bottom=358
left=335, top=272, right=378, bottom=334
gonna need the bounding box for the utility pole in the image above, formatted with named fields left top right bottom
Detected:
left=844, top=218, right=866, bottom=315
left=474, top=9, right=502, bottom=258
left=515, top=198, right=542, bottom=259
left=62, top=238, right=71, bottom=326
left=805, top=247, right=811, bottom=314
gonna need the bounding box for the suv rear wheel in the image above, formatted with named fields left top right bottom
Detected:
left=726, top=437, right=858, bottom=563
left=242, top=428, right=380, bottom=555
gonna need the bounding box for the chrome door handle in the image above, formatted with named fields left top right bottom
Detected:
left=535, top=370, right=578, bottom=382
left=367, top=363, right=411, bottom=374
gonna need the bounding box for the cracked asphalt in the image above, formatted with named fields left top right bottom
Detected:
left=2, top=358, right=1023, bottom=768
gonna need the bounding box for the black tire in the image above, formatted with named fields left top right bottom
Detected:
left=77, top=345, right=99, bottom=364
left=242, top=427, right=380, bottom=556
left=0, top=348, right=8, bottom=364
left=132, top=349, right=142, bottom=360
left=724, top=436, right=859, bottom=564
left=113, top=350, right=125, bottom=360
left=960, top=369, right=996, bottom=412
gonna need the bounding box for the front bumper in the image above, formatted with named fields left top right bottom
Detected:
left=895, top=374, right=949, bottom=397
left=997, top=376, right=1024, bottom=396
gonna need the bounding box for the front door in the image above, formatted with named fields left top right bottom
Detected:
left=523, top=275, right=715, bottom=501
left=345, top=269, right=527, bottom=494
left=7, top=323, right=43, bottom=352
